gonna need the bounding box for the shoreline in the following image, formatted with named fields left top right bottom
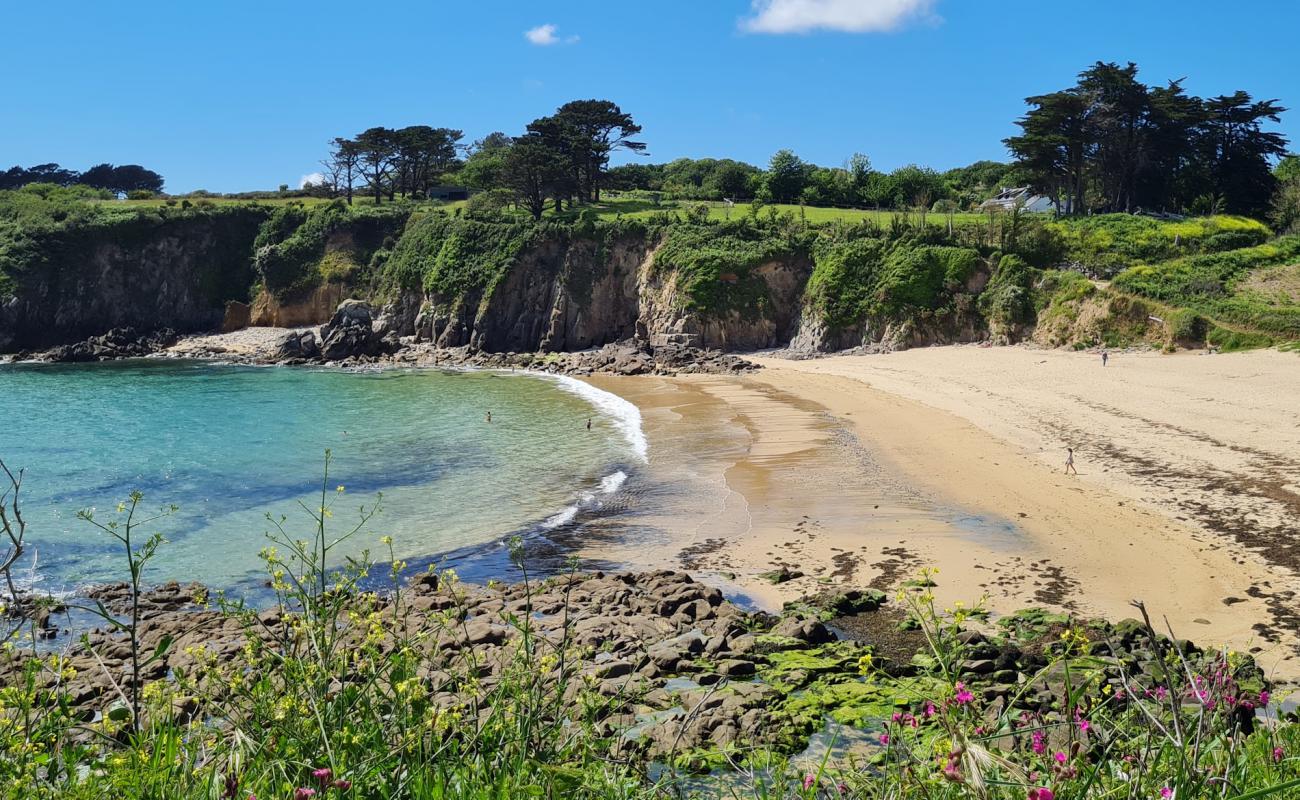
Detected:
left=10, top=333, right=1298, bottom=682
left=594, top=347, right=1299, bottom=681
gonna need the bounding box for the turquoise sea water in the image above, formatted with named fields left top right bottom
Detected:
left=0, top=360, right=645, bottom=594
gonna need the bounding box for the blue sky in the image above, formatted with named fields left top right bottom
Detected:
left=3, top=0, right=1297, bottom=193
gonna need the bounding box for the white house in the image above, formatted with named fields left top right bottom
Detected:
left=978, top=186, right=1058, bottom=214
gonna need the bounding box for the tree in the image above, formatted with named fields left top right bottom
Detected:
left=323, top=138, right=362, bottom=204
left=72, top=163, right=164, bottom=196
left=1276, top=154, right=1300, bottom=183
left=354, top=127, right=399, bottom=203
left=1197, top=92, right=1288, bottom=215
left=707, top=160, right=760, bottom=200
left=1007, top=62, right=1289, bottom=216
left=548, top=100, right=646, bottom=202
left=889, top=165, right=945, bottom=211
left=1272, top=172, right=1300, bottom=233
left=502, top=136, right=571, bottom=220
left=846, top=153, right=875, bottom=205
left=524, top=115, right=581, bottom=212
left=0, top=163, right=80, bottom=189
left=763, top=150, right=809, bottom=203
left=1077, top=62, right=1149, bottom=212
left=393, top=126, right=463, bottom=198
left=458, top=134, right=512, bottom=192
left=1006, top=88, right=1090, bottom=214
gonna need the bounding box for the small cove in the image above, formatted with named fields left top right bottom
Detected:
left=0, top=360, right=645, bottom=596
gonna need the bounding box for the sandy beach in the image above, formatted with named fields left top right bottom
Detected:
left=590, top=346, right=1300, bottom=681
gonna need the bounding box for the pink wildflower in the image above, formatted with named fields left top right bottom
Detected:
left=880, top=733, right=890, bottom=745
left=294, top=790, right=316, bottom=800
left=1160, top=788, right=1172, bottom=799
left=1027, top=789, right=1055, bottom=800
left=332, top=780, right=352, bottom=791
left=1053, top=751, right=1067, bottom=764
left=312, top=768, right=333, bottom=785
left=1031, top=730, right=1046, bottom=754
left=891, top=712, right=903, bottom=723
left=954, top=682, right=975, bottom=705
left=803, top=774, right=816, bottom=791
left=838, top=783, right=849, bottom=795
left=1274, top=747, right=1285, bottom=764
left=1154, top=686, right=1169, bottom=700
left=1077, top=717, right=1091, bottom=733
left=924, top=701, right=937, bottom=717
left=1260, top=690, right=1271, bottom=706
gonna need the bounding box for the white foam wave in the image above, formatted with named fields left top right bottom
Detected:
left=546, top=374, right=649, bottom=462
left=541, top=469, right=629, bottom=530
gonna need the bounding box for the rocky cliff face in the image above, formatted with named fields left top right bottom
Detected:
left=408, top=233, right=817, bottom=354
left=2, top=211, right=1006, bottom=357
left=0, top=209, right=265, bottom=352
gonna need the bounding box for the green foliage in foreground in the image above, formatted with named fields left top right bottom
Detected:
left=3, top=462, right=1299, bottom=800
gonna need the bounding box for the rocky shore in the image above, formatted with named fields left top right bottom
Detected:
left=3, top=299, right=757, bottom=377
left=4, top=570, right=1275, bottom=771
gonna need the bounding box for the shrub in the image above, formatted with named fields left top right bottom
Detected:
left=1165, top=307, right=1207, bottom=345
left=253, top=202, right=411, bottom=298
left=464, top=188, right=516, bottom=219
left=1207, top=325, right=1276, bottom=351
left=978, top=254, right=1038, bottom=338
left=653, top=220, right=808, bottom=315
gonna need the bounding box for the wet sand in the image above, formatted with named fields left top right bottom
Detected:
left=589, top=347, right=1300, bottom=681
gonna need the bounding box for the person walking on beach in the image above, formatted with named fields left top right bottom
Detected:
left=485, top=411, right=492, bottom=424
left=1101, top=350, right=1109, bottom=367
left=586, top=417, right=592, bottom=430
left=1064, top=447, right=1077, bottom=475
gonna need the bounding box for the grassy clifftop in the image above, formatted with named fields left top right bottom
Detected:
left=2, top=185, right=1296, bottom=354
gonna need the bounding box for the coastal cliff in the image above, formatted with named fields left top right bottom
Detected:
left=4, top=201, right=1293, bottom=358
left=0, top=206, right=267, bottom=351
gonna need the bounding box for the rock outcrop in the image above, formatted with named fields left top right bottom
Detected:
left=318, top=300, right=391, bottom=360
left=43, top=327, right=179, bottom=362
left=0, top=207, right=267, bottom=352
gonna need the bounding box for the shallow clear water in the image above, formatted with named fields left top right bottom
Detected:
left=0, top=360, right=643, bottom=594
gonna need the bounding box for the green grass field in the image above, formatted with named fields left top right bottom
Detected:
left=583, top=194, right=994, bottom=225
left=85, top=193, right=1001, bottom=227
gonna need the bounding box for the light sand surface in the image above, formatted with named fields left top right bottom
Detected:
left=589, top=347, right=1300, bottom=681
left=164, top=327, right=302, bottom=359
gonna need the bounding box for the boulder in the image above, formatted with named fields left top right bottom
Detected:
left=771, top=616, right=836, bottom=644
left=319, top=300, right=386, bottom=361
left=277, top=330, right=320, bottom=360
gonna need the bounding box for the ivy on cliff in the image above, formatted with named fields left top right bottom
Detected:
left=804, top=231, right=983, bottom=331
left=253, top=201, right=411, bottom=300
left=651, top=220, right=810, bottom=316
left=0, top=188, right=268, bottom=304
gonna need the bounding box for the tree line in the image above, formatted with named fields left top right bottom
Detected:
left=319, top=100, right=645, bottom=218
left=605, top=154, right=1028, bottom=211
left=1006, top=62, right=1289, bottom=216
left=0, top=163, right=165, bottom=196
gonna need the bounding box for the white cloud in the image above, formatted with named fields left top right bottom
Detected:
left=525, top=24, right=579, bottom=46
left=299, top=172, right=325, bottom=188
left=741, top=0, right=938, bottom=34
